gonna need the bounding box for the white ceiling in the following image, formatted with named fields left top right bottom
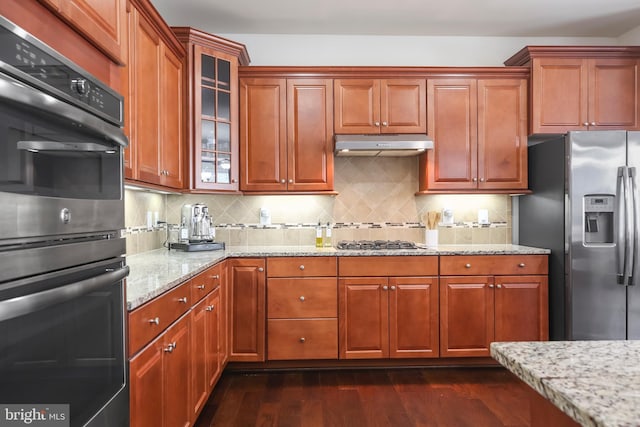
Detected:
left=151, top=0, right=640, bottom=37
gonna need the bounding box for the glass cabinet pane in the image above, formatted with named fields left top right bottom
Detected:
left=201, top=120, right=215, bottom=150
left=218, top=59, right=230, bottom=89
left=201, top=54, right=215, bottom=81
left=217, top=153, right=231, bottom=183
left=217, top=123, right=230, bottom=152
left=217, top=92, right=230, bottom=120
left=201, top=87, right=215, bottom=117
left=201, top=160, right=215, bottom=183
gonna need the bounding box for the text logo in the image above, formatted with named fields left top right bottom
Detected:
left=0, top=405, right=69, bottom=427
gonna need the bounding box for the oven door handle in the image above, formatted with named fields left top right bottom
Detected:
left=0, top=265, right=129, bottom=322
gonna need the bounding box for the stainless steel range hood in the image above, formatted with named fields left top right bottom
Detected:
left=334, top=134, right=434, bottom=157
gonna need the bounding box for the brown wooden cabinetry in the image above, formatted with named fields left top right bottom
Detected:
left=239, top=78, right=334, bottom=192
left=123, top=0, right=185, bottom=189
left=173, top=28, right=250, bottom=192
left=505, top=46, right=640, bottom=134
left=266, top=257, right=338, bottom=360
left=334, top=79, right=426, bottom=134
left=338, top=257, right=439, bottom=359
left=229, top=258, right=266, bottom=361
left=439, top=255, right=549, bottom=357
left=420, top=77, right=527, bottom=192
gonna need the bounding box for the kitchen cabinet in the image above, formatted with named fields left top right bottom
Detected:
left=173, top=28, right=250, bottom=192
left=504, top=46, right=640, bottom=134
left=338, top=257, right=439, bottom=359
left=130, top=312, right=191, bottom=427
left=239, top=78, right=334, bottom=192
left=419, top=77, right=527, bottom=192
left=229, top=258, right=266, bottom=362
left=334, top=79, right=426, bottom=134
left=266, top=257, right=338, bottom=360
left=439, top=255, right=549, bottom=358
left=124, top=0, right=185, bottom=189
left=38, top=0, right=127, bottom=64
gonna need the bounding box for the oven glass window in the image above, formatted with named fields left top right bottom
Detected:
left=0, top=263, right=126, bottom=427
left=0, top=103, right=121, bottom=200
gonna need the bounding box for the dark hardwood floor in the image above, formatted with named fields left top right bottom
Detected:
left=194, top=367, right=531, bottom=427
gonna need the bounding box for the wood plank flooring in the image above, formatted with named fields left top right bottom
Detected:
left=194, top=367, right=531, bottom=427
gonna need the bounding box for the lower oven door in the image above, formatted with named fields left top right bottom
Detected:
left=0, top=258, right=129, bottom=427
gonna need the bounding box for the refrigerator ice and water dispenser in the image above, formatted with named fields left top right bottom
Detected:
left=583, top=195, right=614, bottom=245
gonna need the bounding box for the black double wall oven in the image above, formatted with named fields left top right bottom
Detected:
left=0, top=16, right=130, bottom=426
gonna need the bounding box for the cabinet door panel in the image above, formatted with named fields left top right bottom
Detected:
left=339, top=278, right=388, bottom=359
left=206, top=288, right=221, bottom=388
left=381, top=79, right=426, bottom=133
left=163, top=315, right=191, bottom=427
left=334, top=79, right=380, bottom=134
left=477, top=79, right=527, bottom=190
left=240, top=79, right=287, bottom=191
left=425, top=79, right=477, bottom=190
left=440, top=276, right=494, bottom=357
left=268, top=278, right=337, bottom=318
left=190, top=298, right=208, bottom=422
left=130, top=339, right=163, bottom=427
left=531, top=58, right=588, bottom=133
left=389, top=277, right=439, bottom=358
left=495, top=275, right=549, bottom=342
left=160, top=44, right=184, bottom=188
left=229, top=259, right=266, bottom=361
left=589, top=58, right=640, bottom=130
left=287, top=79, right=334, bottom=191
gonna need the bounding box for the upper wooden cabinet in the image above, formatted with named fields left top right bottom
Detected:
left=123, top=0, right=186, bottom=189
left=239, top=77, right=334, bottom=193
left=173, top=28, right=250, bottom=192
left=38, top=0, right=127, bottom=64
left=505, top=46, right=640, bottom=134
left=334, top=79, right=426, bottom=134
left=419, top=77, right=527, bottom=192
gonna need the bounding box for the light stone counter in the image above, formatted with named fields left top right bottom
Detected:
left=126, top=244, right=549, bottom=310
left=491, top=340, right=640, bottom=427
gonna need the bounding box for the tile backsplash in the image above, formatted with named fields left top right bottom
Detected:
left=125, top=157, right=513, bottom=254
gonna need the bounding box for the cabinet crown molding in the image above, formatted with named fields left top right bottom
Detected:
left=172, top=27, right=250, bottom=65
left=505, top=45, right=640, bottom=66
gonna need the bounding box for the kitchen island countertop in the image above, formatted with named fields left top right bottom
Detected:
left=491, top=340, right=640, bottom=427
left=126, top=243, right=549, bottom=310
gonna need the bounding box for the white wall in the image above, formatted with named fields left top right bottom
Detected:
left=220, top=34, right=616, bottom=66
left=619, top=25, right=640, bottom=44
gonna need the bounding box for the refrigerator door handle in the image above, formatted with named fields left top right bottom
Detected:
left=630, top=167, right=639, bottom=286
left=617, top=167, right=628, bottom=284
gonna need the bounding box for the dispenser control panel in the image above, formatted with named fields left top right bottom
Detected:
left=583, top=194, right=614, bottom=245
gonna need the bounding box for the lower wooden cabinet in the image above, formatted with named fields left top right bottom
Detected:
left=130, top=313, right=191, bottom=427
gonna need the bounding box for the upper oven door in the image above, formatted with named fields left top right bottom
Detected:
left=0, top=73, right=127, bottom=240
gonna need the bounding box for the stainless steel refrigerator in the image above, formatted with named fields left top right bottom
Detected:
left=519, top=131, right=639, bottom=341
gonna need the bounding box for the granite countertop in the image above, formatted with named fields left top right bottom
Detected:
left=126, top=244, right=549, bottom=310
left=491, top=340, right=640, bottom=427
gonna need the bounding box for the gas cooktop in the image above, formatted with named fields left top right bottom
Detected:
left=336, top=240, right=418, bottom=250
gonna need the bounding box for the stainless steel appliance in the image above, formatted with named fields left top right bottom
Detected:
left=169, top=203, right=224, bottom=251
left=336, top=240, right=418, bottom=250
left=0, top=16, right=129, bottom=426
left=519, top=131, right=639, bottom=340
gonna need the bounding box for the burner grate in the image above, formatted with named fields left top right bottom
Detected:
left=336, top=240, right=417, bottom=250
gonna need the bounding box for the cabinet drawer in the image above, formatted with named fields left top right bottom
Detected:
left=267, top=278, right=337, bottom=318
left=190, top=263, right=222, bottom=303
left=267, top=319, right=338, bottom=360
left=267, top=257, right=337, bottom=277
left=440, top=255, right=548, bottom=276
left=339, top=256, right=438, bottom=277
left=128, top=281, right=191, bottom=356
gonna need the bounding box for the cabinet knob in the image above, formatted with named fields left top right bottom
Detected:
left=280, top=179, right=285, bottom=184
left=479, top=178, right=485, bottom=182
left=375, top=121, right=380, bottom=127
left=148, top=317, right=160, bottom=325
left=164, top=342, right=176, bottom=353
left=488, top=284, right=494, bottom=288
left=496, top=284, right=502, bottom=289
left=178, top=297, right=188, bottom=304
left=465, top=263, right=472, bottom=268
left=258, top=267, right=264, bottom=272
left=288, top=179, right=293, bottom=184
left=206, top=305, right=215, bottom=312
left=299, top=265, right=305, bottom=270
left=299, top=337, right=306, bottom=343
left=390, top=285, right=396, bottom=291
left=591, top=122, right=596, bottom=126
left=231, top=179, right=237, bottom=183
left=583, top=122, right=590, bottom=126
left=472, top=177, right=478, bottom=182
left=383, top=285, right=389, bottom=291
left=212, top=274, right=220, bottom=280
left=518, top=263, right=526, bottom=268
left=299, top=296, right=305, bottom=302
left=382, top=121, right=388, bottom=127
left=196, top=284, right=206, bottom=290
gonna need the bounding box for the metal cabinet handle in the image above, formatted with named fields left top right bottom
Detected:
left=149, top=317, right=160, bottom=325
left=382, top=121, right=388, bottom=126
left=488, top=284, right=494, bottom=288
left=479, top=178, right=485, bottom=182
left=382, top=285, right=388, bottom=290
left=583, top=122, right=590, bottom=126
left=164, top=342, right=176, bottom=353
left=299, top=337, right=306, bottom=343
left=206, top=305, right=215, bottom=312
left=258, top=267, right=264, bottom=272
left=178, top=297, right=188, bottom=303
left=288, top=179, right=293, bottom=184
left=591, top=122, right=596, bottom=126
left=390, top=285, right=396, bottom=291
left=280, top=179, right=285, bottom=184
left=465, top=263, right=472, bottom=268
left=496, top=284, right=502, bottom=289
left=196, top=284, right=206, bottom=290
left=299, top=296, right=305, bottom=302
left=375, top=121, right=380, bottom=127
left=472, top=177, right=478, bottom=182
left=518, top=263, right=526, bottom=268
left=299, top=265, right=305, bottom=270
left=212, top=274, right=220, bottom=280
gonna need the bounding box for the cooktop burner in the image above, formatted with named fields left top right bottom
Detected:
left=336, top=240, right=418, bottom=250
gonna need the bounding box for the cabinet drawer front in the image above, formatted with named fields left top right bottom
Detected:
left=267, top=278, right=337, bottom=318
left=129, top=281, right=191, bottom=356
left=440, top=255, right=548, bottom=275
left=190, top=263, right=222, bottom=303
left=339, top=256, right=438, bottom=276
left=267, top=257, right=337, bottom=277
left=267, top=319, right=338, bottom=360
